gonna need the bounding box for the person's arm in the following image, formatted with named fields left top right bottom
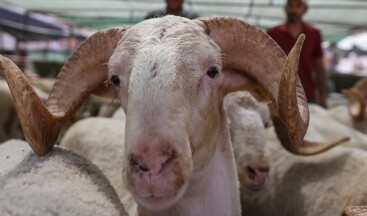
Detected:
left=314, top=57, right=327, bottom=108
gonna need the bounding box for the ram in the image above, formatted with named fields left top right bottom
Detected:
left=0, top=15, right=340, bottom=216
left=61, top=92, right=271, bottom=215
left=0, top=139, right=127, bottom=216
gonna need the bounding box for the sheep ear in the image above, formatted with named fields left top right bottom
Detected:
left=0, top=27, right=129, bottom=155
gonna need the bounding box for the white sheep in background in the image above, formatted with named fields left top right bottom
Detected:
left=224, top=98, right=367, bottom=216
left=312, top=92, right=367, bottom=135
left=241, top=126, right=367, bottom=216
left=0, top=139, right=127, bottom=216
left=1, top=15, right=336, bottom=216
left=224, top=91, right=270, bottom=193
left=223, top=92, right=364, bottom=216
left=307, top=104, right=367, bottom=150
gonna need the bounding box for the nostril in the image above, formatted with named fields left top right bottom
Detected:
left=245, top=165, right=270, bottom=180
left=246, top=166, right=257, bottom=180
left=139, top=164, right=150, bottom=172
left=131, top=157, right=150, bottom=172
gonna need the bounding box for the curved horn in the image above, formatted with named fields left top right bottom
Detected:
left=342, top=206, right=367, bottom=216
left=0, top=27, right=128, bottom=155
left=197, top=16, right=346, bottom=155
left=342, top=78, right=367, bottom=120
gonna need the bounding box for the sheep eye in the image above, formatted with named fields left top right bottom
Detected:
left=207, top=66, right=219, bottom=78
left=110, top=75, right=120, bottom=86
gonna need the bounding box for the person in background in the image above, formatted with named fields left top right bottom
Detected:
left=145, top=0, right=200, bottom=20
left=267, top=0, right=327, bottom=108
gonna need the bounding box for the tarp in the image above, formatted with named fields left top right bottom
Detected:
left=2, top=0, right=367, bottom=42
left=0, top=2, right=88, bottom=41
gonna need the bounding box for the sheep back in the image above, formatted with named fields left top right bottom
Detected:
left=0, top=139, right=127, bottom=216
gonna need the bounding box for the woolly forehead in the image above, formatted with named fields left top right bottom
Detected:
left=109, top=17, right=221, bottom=106
left=109, top=16, right=222, bottom=83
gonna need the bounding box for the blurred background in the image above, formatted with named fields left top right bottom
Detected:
left=0, top=0, right=366, bottom=92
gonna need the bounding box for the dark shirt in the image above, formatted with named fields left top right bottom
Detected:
left=145, top=8, right=200, bottom=20
left=267, top=23, right=323, bottom=100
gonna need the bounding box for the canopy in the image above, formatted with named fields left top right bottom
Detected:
left=0, top=2, right=89, bottom=41
left=2, top=0, right=367, bottom=42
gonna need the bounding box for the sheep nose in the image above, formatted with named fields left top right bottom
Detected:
left=130, top=150, right=177, bottom=176
left=131, top=158, right=150, bottom=172
left=245, top=165, right=270, bottom=187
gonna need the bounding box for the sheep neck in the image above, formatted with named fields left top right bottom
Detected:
left=137, top=119, right=241, bottom=216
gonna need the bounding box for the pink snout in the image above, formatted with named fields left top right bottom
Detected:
left=244, top=165, right=269, bottom=191
left=130, top=149, right=177, bottom=181
left=127, top=141, right=189, bottom=209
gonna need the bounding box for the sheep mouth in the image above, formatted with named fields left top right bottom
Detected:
left=135, top=191, right=183, bottom=210
left=245, top=182, right=266, bottom=192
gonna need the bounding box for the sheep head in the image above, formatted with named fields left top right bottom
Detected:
left=225, top=92, right=270, bottom=192
left=0, top=16, right=343, bottom=209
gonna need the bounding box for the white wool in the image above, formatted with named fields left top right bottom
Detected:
left=0, top=139, right=127, bottom=216
left=307, top=104, right=367, bottom=150
left=61, top=117, right=137, bottom=215
left=223, top=94, right=367, bottom=215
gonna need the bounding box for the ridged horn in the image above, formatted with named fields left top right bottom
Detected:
left=0, top=27, right=128, bottom=155
left=342, top=206, right=367, bottom=216
left=197, top=16, right=346, bottom=155
left=342, top=78, right=367, bottom=120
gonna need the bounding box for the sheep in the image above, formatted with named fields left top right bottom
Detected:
left=225, top=101, right=366, bottom=216
left=0, top=139, right=127, bottom=216
left=0, top=15, right=341, bottom=216
left=306, top=91, right=367, bottom=135
left=61, top=117, right=137, bottom=215
left=224, top=92, right=361, bottom=216
left=61, top=93, right=354, bottom=216
left=240, top=125, right=367, bottom=216
left=61, top=93, right=271, bottom=215
left=221, top=92, right=367, bottom=216
left=223, top=91, right=271, bottom=193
